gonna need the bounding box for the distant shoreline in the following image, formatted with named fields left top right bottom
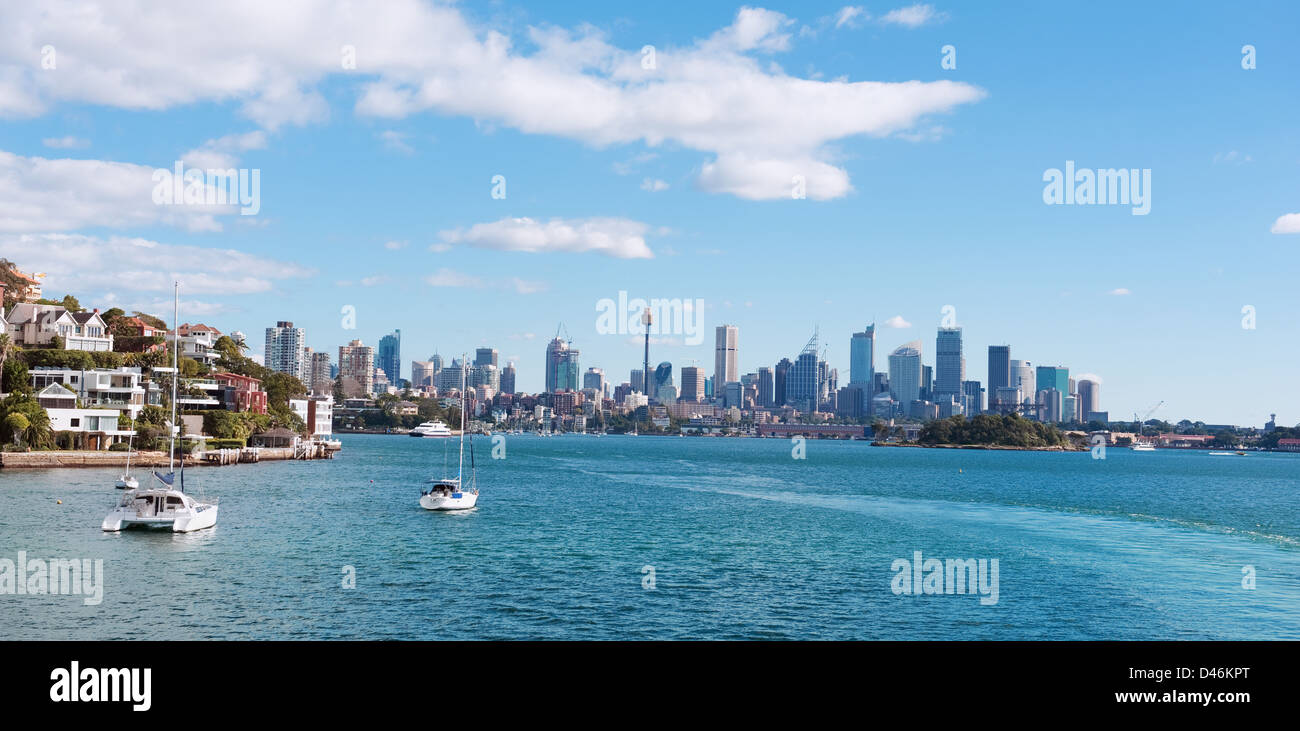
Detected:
left=872, top=442, right=1086, bottom=452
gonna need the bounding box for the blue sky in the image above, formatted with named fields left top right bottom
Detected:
left=1, top=1, right=1297, bottom=425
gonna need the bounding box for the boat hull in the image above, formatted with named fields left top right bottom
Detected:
left=419, top=492, right=478, bottom=511
left=102, top=504, right=218, bottom=532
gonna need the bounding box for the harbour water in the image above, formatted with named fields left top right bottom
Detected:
left=2, top=434, right=1298, bottom=640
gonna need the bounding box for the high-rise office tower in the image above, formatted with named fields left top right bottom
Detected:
left=653, top=362, right=674, bottom=402
left=1011, top=359, right=1035, bottom=410
left=714, top=325, right=738, bottom=390
left=680, top=366, right=705, bottom=402
left=475, top=347, right=499, bottom=368
left=583, top=367, right=606, bottom=395
left=962, top=380, right=984, bottom=416
left=786, top=353, right=820, bottom=412
left=501, top=362, right=517, bottom=395
left=338, top=339, right=375, bottom=395
left=630, top=369, right=644, bottom=393
left=850, top=325, right=875, bottom=386
left=545, top=336, right=580, bottom=392
left=378, top=329, right=401, bottom=386
left=934, top=327, right=963, bottom=400
left=265, top=321, right=306, bottom=381
left=774, top=358, right=792, bottom=407
left=888, top=341, right=923, bottom=406
left=757, top=366, right=774, bottom=407
left=919, top=364, right=933, bottom=402
left=411, top=360, right=437, bottom=388
left=1077, top=379, right=1100, bottom=421
left=1035, top=366, right=1069, bottom=401
left=987, top=345, right=1011, bottom=410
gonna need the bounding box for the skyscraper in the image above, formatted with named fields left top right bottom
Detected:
left=850, top=325, right=875, bottom=386
left=583, top=367, right=606, bottom=394
left=1035, top=366, right=1069, bottom=401
left=758, top=366, right=774, bottom=407
left=987, top=345, right=1011, bottom=410
left=475, top=347, right=498, bottom=368
left=378, top=329, right=401, bottom=386
left=680, top=366, right=705, bottom=402
left=962, top=380, right=984, bottom=416
left=714, top=325, right=738, bottom=391
left=1077, top=378, right=1100, bottom=421
left=774, top=358, right=792, bottom=407
left=786, top=335, right=820, bottom=412
left=338, top=339, right=375, bottom=395
left=309, top=351, right=332, bottom=393
left=1012, top=359, right=1034, bottom=410
left=653, top=362, right=674, bottom=402
left=934, top=327, right=963, bottom=400
left=545, top=335, right=580, bottom=392
left=501, top=362, right=517, bottom=395
left=888, top=341, right=923, bottom=406
left=264, top=321, right=305, bottom=381
left=410, top=360, right=437, bottom=388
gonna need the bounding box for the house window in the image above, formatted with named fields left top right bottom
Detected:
left=70, top=418, right=80, bottom=427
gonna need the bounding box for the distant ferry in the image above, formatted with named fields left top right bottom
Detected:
left=410, top=421, right=453, bottom=438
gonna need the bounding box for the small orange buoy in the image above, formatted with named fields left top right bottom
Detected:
left=57, top=499, right=62, bottom=504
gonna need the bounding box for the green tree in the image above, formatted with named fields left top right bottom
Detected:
left=60, top=294, right=83, bottom=312
left=4, top=412, right=28, bottom=446
left=2, top=358, right=29, bottom=395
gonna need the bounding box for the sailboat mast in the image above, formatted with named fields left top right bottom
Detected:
left=458, top=354, right=465, bottom=483
left=169, top=281, right=179, bottom=473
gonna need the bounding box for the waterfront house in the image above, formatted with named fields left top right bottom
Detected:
left=36, top=383, right=135, bottom=449
left=30, top=367, right=148, bottom=419
left=393, top=400, right=419, bottom=416
left=290, top=396, right=334, bottom=437
left=213, top=372, right=268, bottom=414
left=251, top=427, right=298, bottom=448
left=118, top=316, right=163, bottom=338
left=1277, top=438, right=1300, bottom=453
left=176, top=323, right=222, bottom=367
left=5, top=303, right=114, bottom=351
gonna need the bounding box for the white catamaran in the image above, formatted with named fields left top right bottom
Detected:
left=103, top=282, right=219, bottom=532
left=419, top=354, right=479, bottom=511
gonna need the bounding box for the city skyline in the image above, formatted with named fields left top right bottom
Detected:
left=2, top=2, right=1297, bottom=426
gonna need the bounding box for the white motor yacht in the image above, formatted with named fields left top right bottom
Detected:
left=410, top=420, right=453, bottom=438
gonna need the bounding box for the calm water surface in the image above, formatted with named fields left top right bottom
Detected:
left=2, top=434, right=1298, bottom=639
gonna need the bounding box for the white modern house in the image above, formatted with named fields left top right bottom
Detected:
left=35, top=383, right=136, bottom=449
left=4, top=304, right=114, bottom=351
left=30, top=367, right=149, bottom=419
left=176, top=323, right=222, bottom=367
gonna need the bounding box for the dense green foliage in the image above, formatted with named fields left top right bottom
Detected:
left=918, top=413, right=1068, bottom=448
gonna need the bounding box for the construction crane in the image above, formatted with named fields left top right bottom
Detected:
left=1133, top=400, right=1164, bottom=429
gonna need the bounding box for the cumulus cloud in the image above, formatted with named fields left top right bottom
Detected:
left=0, top=150, right=245, bottom=233
left=438, top=216, right=654, bottom=259
left=1108, top=288, right=1131, bottom=295
left=181, top=131, right=266, bottom=170
left=383, top=240, right=408, bottom=250
left=0, top=3, right=983, bottom=200
left=1270, top=213, right=1300, bottom=234
left=882, top=315, right=911, bottom=328
left=879, top=4, right=947, bottom=28
left=0, top=233, right=315, bottom=298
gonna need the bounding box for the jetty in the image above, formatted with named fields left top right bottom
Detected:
left=0, top=440, right=340, bottom=469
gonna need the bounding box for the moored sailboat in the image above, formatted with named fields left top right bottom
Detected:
left=419, top=354, right=479, bottom=511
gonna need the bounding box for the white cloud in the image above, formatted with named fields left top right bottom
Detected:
left=438, top=216, right=654, bottom=259
left=640, top=178, right=669, bottom=192
left=378, top=130, right=414, bottom=155
left=428, top=243, right=452, bottom=253
left=510, top=277, right=546, bottom=294
left=0, top=150, right=243, bottom=233
left=425, top=268, right=483, bottom=288
left=0, top=3, right=983, bottom=200
left=880, top=4, right=947, bottom=28
left=360, top=275, right=387, bottom=286
left=0, top=233, right=315, bottom=299
left=1108, top=288, right=1131, bottom=295
left=1270, top=213, right=1300, bottom=234
left=882, top=315, right=911, bottom=328
left=383, top=240, right=408, bottom=250
left=1213, top=150, right=1252, bottom=165
left=181, top=131, right=266, bottom=170
left=42, top=135, right=90, bottom=149
left=699, top=152, right=851, bottom=200
left=835, top=6, right=869, bottom=29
